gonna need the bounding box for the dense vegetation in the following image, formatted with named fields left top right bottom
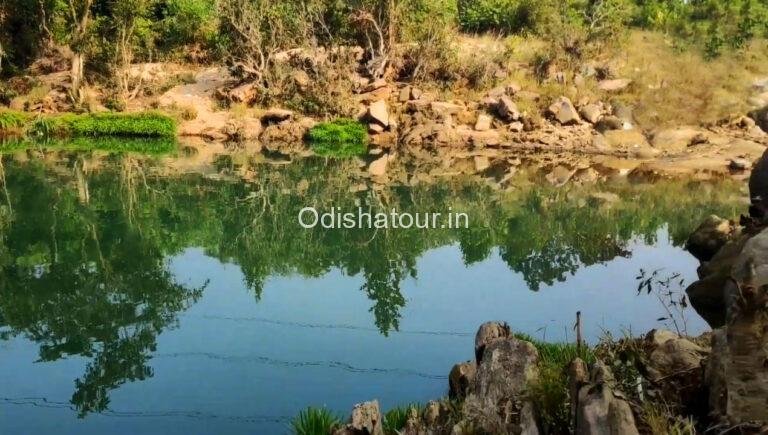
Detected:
left=1, top=0, right=765, bottom=107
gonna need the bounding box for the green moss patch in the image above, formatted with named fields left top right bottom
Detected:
left=307, top=119, right=369, bottom=158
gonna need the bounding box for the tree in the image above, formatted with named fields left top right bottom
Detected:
left=65, top=0, right=94, bottom=102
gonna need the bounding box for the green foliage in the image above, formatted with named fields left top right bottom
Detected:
left=458, top=0, right=543, bottom=33
left=526, top=363, right=572, bottom=434
left=156, top=0, right=220, bottom=52
left=307, top=119, right=368, bottom=158
left=290, top=407, right=342, bottom=435
left=28, top=112, right=176, bottom=138
left=518, top=335, right=594, bottom=434
left=0, top=110, right=29, bottom=132
left=383, top=404, right=422, bottom=434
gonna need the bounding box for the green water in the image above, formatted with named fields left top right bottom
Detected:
left=0, top=151, right=745, bottom=434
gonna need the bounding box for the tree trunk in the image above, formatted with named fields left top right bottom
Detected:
left=70, top=51, right=85, bottom=103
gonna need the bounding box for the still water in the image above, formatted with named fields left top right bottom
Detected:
left=0, top=151, right=745, bottom=434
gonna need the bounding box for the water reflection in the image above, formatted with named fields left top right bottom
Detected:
left=0, top=152, right=744, bottom=421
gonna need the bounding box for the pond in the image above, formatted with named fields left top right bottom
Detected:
left=0, top=150, right=745, bottom=434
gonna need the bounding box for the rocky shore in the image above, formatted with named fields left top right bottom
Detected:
left=327, top=149, right=768, bottom=434
left=5, top=53, right=768, bottom=188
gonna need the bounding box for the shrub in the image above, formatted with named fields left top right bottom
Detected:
left=290, top=407, right=342, bottom=435
left=307, top=119, right=369, bottom=158
left=458, top=0, right=543, bottom=34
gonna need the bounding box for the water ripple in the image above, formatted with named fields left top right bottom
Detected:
left=154, top=351, right=448, bottom=380
left=186, top=314, right=473, bottom=337
left=0, top=397, right=291, bottom=423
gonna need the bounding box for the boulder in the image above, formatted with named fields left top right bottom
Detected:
left=496, top=96, right=521, bottom=122
left=686, top=234, right=751, bottom=328
left=547, top=97, right=581, bottom=125
left=651, top=127, right=708, bottom=153
left=579, top=103, right=603, bottom=124
left=611, top=102, right=634, bottom=128
left=475, top=113, right=493, bottom=131
left=474, top=321, right=511, bottom=362
left=431, top=101, right=464, bottom=116
left=463, top=337, right=540, bottom=435
left=686, top=215, right=741, bottom=262
left=729, top=158, right=752, bottom=171
left=228, top=82, right=258, bottom=104
left=595, top=115, right=624, bottom=132
left=704, top=228, right=768, bottom=425
left=260, top=108, right=293, bottom=124
left=367, top=100, right=390, bottom=127
left=575, top=363, right=640, bottom=435
left=644, top=330, right=710, bottom=415
left=597, top=78, right=632, bottom=92
left=335, top=400, right=384, bottom=435
left=398, top=86, right=411, bottom=102
left=749, top=148, right=768, bottom=220
left=449, top=361, right=477, bottom=400
left=368, top=154, right=390, bottom=177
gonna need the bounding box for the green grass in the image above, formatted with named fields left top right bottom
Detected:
left=515, top=333, right=595, bottom=435
left=28, top=112, right=177, bottom=138
left=1, top=111, right=177, bottom=139
left=290, top=407, right=342, bottom=435
left=306, top=119, right=368, bottom=158
left=0, top=110, right=31, bottom=133
left=383, top=403, right=422, bottom=435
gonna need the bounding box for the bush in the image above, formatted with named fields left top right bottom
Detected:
left=290, top=407, right=342, bottom=435
left=307, top=119, right=369, bottom=158
left=458, top=0, right=539, bottom=33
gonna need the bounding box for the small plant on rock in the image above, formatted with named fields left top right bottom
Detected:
left=383, top=403, right=422, bottom=435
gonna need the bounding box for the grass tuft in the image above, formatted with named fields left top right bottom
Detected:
left=290, top=407, right=342, bottom=435
left=0, top=110, right=31, bottom=134
left=383, top=403, right=422, bottom=435
left=307, top=119, right=368, bottom=158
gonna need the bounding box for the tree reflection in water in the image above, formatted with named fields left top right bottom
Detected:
left=0, top=152, right=743, bottom=416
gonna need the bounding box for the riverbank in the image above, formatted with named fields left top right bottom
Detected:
left=2, top=32, right=768, bottom=188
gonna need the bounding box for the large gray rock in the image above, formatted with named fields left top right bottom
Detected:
left=749, top=148, right=768, bottom=220
left=702, top=228, right=768, bottom=425
left=497, top=96, right=521, bottom=122
left=548, top=97, right=581, bottom=125
left=686, top=215, right=741, bottom=262
left=474, top=321, right=511, bottom=362
left=644, top=330, right=710, bottom=415
left=575, top=363, right=640, bottom=435
left=335, top=400, right=384, bottom=435
left=463, top=336, right=540, bottom=434
left=449, top=361, right=477, bottom=400
left=367, top=100, right=390, bottom=127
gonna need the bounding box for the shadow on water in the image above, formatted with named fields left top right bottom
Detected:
left=0, top=151, right=745, bottom=417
